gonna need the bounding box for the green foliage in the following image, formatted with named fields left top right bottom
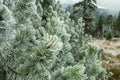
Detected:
left=70, top=0, right=97, bottom=35
left=114, top=11, right=120, bottom=37
left=94, top=14, right=118, bottom=39
left=0, top=0, right=111, bottom=80
left=95, top=15, right=105, bottom=38
left=62, top=64, right=87, bottom=80
left=84, top=45, right=108, bottom=79
left=106, top=31, right=113, bottom=40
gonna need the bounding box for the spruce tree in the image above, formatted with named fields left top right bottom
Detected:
left=96, top=15, right=105, bottom=38
left=104, top=15, right=113, bottom=39
left=70, top=0, right=97, bottom=35
left=115, top=11, right=120, bottom=37
left=0, top=0, right=111, bottom=80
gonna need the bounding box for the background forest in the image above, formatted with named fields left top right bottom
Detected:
left=65, top=1, right=120, bottom=40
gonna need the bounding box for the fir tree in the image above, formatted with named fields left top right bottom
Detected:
left=115, top=11, right=120, bottom=37
left=104, top=15, right=114, bottom=39
left=70, top=0, right=97, bottom=35
left=96, top=15, right=105, bottom=38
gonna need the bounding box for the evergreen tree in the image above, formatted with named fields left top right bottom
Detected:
left=0, top=0, right=111, bottom=80
left=70, top=0, right=97, bottom=35
left=115, top=11, right=120, bottom=37
left=104, top=15, right=114, bottom=39
left=106, top=15, right=114, bottom=30
left=96, top=15, right=105, bottom=38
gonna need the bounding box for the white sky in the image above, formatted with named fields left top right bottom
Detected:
left=60, top=0, right=120, bottom=11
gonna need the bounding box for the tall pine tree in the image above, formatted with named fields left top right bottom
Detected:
left=70, top=0, right=97, bottom=35
left=115, top=11, right=120, bottom=37
left=96, top=15, right=105, bottom=38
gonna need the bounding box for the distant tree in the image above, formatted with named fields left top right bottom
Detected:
left=115, top=11, right=120, bottom=37
left=106, top=31, right=113, bottom=40
left=97, top=15, right=105, bottom=38
left=100, top=15, right=114, bottom=39
left=106, top=15, right=113, bottom=29
left=70, top=0, right=97, bottom=35
left=112, top=15, right=118, bottom=37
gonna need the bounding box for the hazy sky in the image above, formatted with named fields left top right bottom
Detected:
left=60, top=0, right=120, bottom=11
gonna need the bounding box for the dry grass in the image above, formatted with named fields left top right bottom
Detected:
left=89, top=38, right=120, bottom=56
left=89, top=38, right=120, bottom=80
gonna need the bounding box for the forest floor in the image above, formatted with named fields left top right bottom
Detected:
left=90, top=38, right=120, bottom=80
